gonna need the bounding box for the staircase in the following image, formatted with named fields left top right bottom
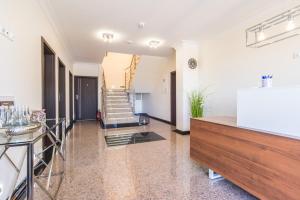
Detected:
left=102, top=89, right=139, bottom=128
left=101, top=54, right=142, bottom=128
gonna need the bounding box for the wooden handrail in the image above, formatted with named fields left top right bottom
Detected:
left=124, top=55, right=140, bottom=90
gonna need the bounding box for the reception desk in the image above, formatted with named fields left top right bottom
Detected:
left=237, top=86, right=300, bottom=138
left=190, top=117, right=300, bottom=200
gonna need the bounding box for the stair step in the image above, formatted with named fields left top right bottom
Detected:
left=106, top=95, right=127, bottom=98
left=106, top=101, right=131, bottom=104
left=107, top=113, right=133, bottom=118
left=107, top=89, right=125, bottom=91
left=107, top=111, right=133, bottom=114
left=106, top=99, right=128, bottom=102
left=107, top=116, right=135, bottom=120
left=106, top=92, right=127, bottom=96
left=106, top=98, right=128, bottom=102
left=106, top=104, right=129, bottom=107
left=107, top=108, right=132, bottom=113
left=102, top=88, right=140, bottom=127
left=105, top=117, right=139, bottom=125
left=106, top=108, right=132, bottom=112
left=107, top=106, right=132, bottom=110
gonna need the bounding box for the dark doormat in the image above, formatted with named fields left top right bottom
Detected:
left=105, top=132, right=166, bottom=147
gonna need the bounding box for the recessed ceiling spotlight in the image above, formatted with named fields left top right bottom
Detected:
left=102, top=33, right=114, bottom=43
left=138, top=22, right=145, bottom=29
left=148, top=40, right=160, bottom=48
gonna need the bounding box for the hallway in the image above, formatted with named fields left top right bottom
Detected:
left=45, top=120, right=255, bottom=200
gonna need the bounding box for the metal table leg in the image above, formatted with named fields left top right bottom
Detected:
left=27, top=143, right=34, bottom=200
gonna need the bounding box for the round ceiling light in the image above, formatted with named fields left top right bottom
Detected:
left=138, top=22, right=145, bottom=29
left=148, top=40, right=160, bottom=48
left=127, top=40, right=134, bottom=45
left=102, top=33, right=114, bottom=43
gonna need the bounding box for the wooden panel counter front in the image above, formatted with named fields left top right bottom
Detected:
left=190, top=117, right=300, bottom=200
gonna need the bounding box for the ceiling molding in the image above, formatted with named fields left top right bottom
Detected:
left=35, top=0, right=74, bottom=64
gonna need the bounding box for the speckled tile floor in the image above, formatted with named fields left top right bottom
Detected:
left=38, top=119, right=257, bottom=200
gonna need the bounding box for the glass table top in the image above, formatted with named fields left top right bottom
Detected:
left=0, top=118, right=65, bottom=146
left=0, top=129, right=44, bottom=146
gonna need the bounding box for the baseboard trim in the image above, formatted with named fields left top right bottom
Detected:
left=148, top=115, right=172, bottom=125
left=100, top=118, right=140, bottom=129
left=66, top=124, right=72, bottom=133
left=66, top=120, right=76, bottom=135
left=173, top=129, right=190, bottom=135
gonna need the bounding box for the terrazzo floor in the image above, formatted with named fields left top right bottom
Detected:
left=37, top=119, right=257, bottom=200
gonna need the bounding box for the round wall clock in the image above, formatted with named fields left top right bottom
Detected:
left=188, top=58, right=197, bottom=69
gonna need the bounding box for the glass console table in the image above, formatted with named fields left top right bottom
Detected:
left=0, top=118, right=66, bottom=200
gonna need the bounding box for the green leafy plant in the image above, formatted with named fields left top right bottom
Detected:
left=189, top=90, right=205, bottom=118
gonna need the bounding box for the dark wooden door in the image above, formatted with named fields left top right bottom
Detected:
left=170, top=71, right=176, bottom=126
left=59, top=60, right=66, bottom=119
left=58, top=59, right=66, bottom=139
left=75, top=76, right=98, bottom=120
left=69, top=72, right=73, bottom=125
left=42, top=38, right=56, bottom=163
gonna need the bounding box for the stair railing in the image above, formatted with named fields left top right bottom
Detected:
left=124, top=55, right=140, bottom=114
left=125, top=55, right=140, bottom=91
left=127, top=89, right=136, bottom=114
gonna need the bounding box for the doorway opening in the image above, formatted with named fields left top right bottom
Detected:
left=58, top=59, right=66, bottom=119
left=58, top=58, right=66, bottom=137
left=74, top=76, right=98, bottom=120
left=170, top=71, right=176, bottom=126
left=41, top=37, right=56, bottom=163
left=69, top=72, right=73, bottom=127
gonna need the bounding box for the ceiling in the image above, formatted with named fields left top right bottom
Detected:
left=43, top=0, right=290, bottom=63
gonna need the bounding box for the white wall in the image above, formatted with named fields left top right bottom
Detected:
left=199, top=3, right=300, bottom=117
left=0, top=0, right=73, bottom=199
left=73, top=62, right=100, bottom=77
left=73, top=62, right=101, bottom=108
left=175, top=41, right=201, bottom=131
left=99, top=66, right=104, bottom=110
left=134, top=54, right=175, bottom=121
left=102, top=52, right=132, bottom=89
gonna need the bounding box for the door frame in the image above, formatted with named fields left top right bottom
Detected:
left=58, top=58, right=66, bottom=119
left=74, top=76, right=98, bottom=121
left=41, top=37, right=56, bottom=111
left=41, top=37, right=56, bottom=163
left=69, top=71, right=74, bottom=125
left=170, top=71, right=176, bottom=126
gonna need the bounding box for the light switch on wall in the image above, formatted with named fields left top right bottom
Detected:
left=293, top=52, right=300, bottom=59
left=0, top=25, right=14, bottom=41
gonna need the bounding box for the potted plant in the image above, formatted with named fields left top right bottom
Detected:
left=189, top=90, right=205, bottom=118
